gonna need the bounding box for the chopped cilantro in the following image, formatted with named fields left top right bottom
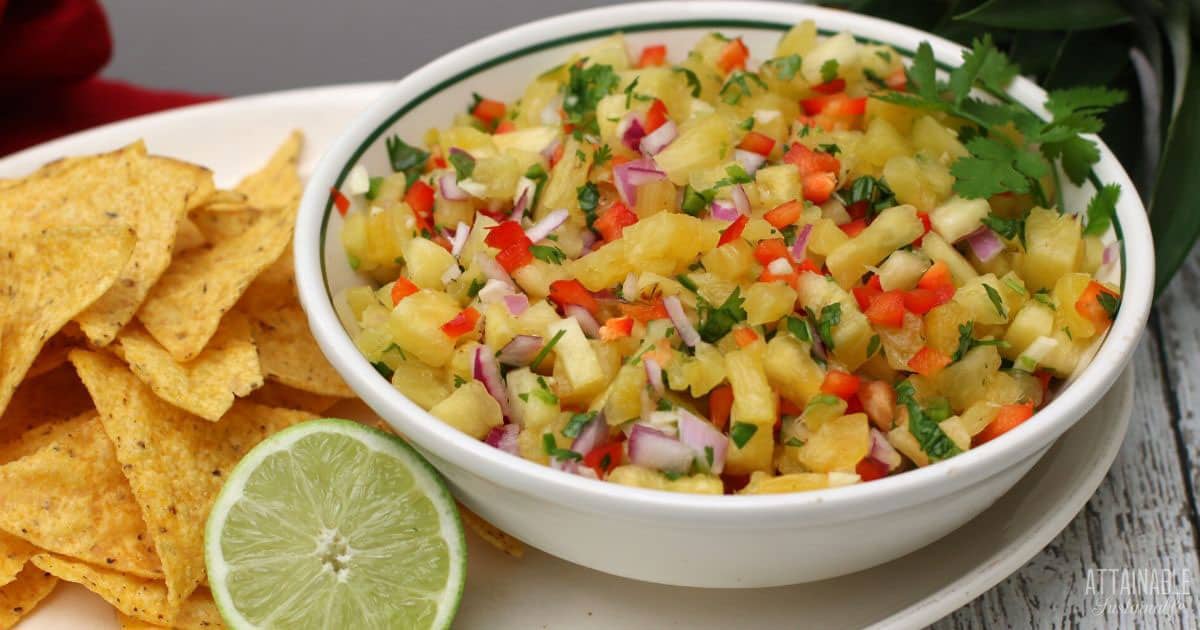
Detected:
left=719, top=71, right=767, bottom=105
left=730, top=422, right=758, bottom=449
left=896, top=383, right=962, bottom=461
left=365, top=176, right=384, bottom=200
left=371, top=361, right=394, bottom=380
left=785, top=316, right=811, bottom=342
left=981, top=212, right=1025, bottom=243
left=818, top=143, right=840, bottom=155
left=453, top=374, right=467, bottom=388
left=1033, top=290, right=1056, bottom=310
left=384, top=135, right=429, bottom=185
left=1083, top=183, right=1121, bottom=236
left=575, top=148, right=587, bottom=162
left=951, top=321, right=1007, bottom=361
left=593, top=144, right=613, bottom=167
left=738, top=116, right=754, bottom=131
left=875, top=50, right=893, bottom=62
left=704, top=445, right=715, bottom=469
left=867, top=334, right=881, bottom=358
left=681, top=185, right=715, bottom=216
left=531, top=377, right=559, bottom=405
left=448, top=150, right=475, bottom=180
left=672, top=67, right=702, bottom=97
left=784, top=437, right=804, bottom=448
left=697, top=287, right=747, bottom=343
left=675, top=274, right=699, bottom=293
left=984, top=284, right=1007, bottom=318
left=663, top=471, right=683, bottom=481
left=817, top=303, right=842, bottom=351
left=563, top=63, right=620, bottom=136
left=542, top=433, right=582, bottom=461
left=563, top=411, right=595, bottom=438
left=623, top=76, right=640, bottom=108
left=531, top=329, right=565, bottom=370
left=656, top=398, right=673, bottom=411
left=530, top=244, right=566, bottom=264
left=712, top=163, right=752, bottom=188
left=347, top=254, right=361, bottom=271
left=1097, top=292, right=1120, bottom=318
left=845, top=176, right=897, bottom=216
left=862, top=68, right=887, bottom=88
left=768, top=54, right=803, bottom=81
left=819, top=59, right=839, bottom=83
left=1003, top=277, right=1027, bottom=296
left=524, top=163, right=549, bottom=209
left=577, top=182, right=600, bottom=228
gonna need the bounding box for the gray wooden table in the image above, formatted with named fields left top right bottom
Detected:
left=933, top=250, right=1200, bottom=628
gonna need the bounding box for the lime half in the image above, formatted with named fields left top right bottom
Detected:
left=205, top=419, right=465, bottom=629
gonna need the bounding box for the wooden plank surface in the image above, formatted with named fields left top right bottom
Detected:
left=934, top=251, right=1200, bottom=628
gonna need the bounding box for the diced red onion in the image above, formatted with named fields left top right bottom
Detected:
left=477, top=278, right=512, bottom=305
left=1103, top=240, right=1120, bottom=266
left=525, top=208, right=569, bottom=243
left=965, top=227, right=1005, bottom=263
left=439, top=173, right=469, bottom=201
left=474, top=252, right=514, bottom=288
left=734, top=149, right=766, bottom=176
left=628, top=424, right=694, bottom=473
left=644, top=358, right=664, bottom=394
left=497, top=335, right=543, bottom=366
left=565, top=304, right=600, bottom=338
left=640, top=120, right=677, bottom=155
left=709, top=200, right=741, bottom=221
left=503, top=293, right=529, bottom=316
left=663, top=295, right=700, bottom=347
left=731, top=185, right=750, bottom=215
left=613, top=158, right=666, bottom=205
left=580, top=230, right=597, bottom=255
left=474, top=345, right=511, bottom=417
left=622, top=273, right=638, bottom=302
left=767, top=257, right=792, bottom=276
left=485, top=424, right=520, bottom=455
left=449, top=222, right=470, bottom=257
left=677, top=409, right=728, bottom=475
left=791, top=223, right=813, bottom=260
left=510, top=180, right=533, bottom=221
left=869, top=428, right=902, bottom=471
left=619, top=112, right=646, bottom=152
left=570, top=413, right=608, bottom=457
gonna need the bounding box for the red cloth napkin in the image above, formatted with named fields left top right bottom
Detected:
left=0, top=0, right=220, bottom=157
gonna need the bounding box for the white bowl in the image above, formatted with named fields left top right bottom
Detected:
left=295, top=1, right=1154, bottom=587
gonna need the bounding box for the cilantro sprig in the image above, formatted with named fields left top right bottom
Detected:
left=896, top=381, right=962, bottom=461
left=563, top=62, right=620, bottom=137
left=697, top=288, right=747, bottom=343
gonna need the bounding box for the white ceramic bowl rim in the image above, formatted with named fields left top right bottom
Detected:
left=295, top=1, right=1154, bottom=526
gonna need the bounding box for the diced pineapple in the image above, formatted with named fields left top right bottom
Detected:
left=1080, top=235, right=1105, bottom=274
left=493, top=126, right=558, bottom=155
left=793, top=272, right=873, bottom=370
left=439, top=125, right=497, bottom=157
left=959, top=401, right=1000, bottom=436
left=403, top=238, right=458, bottom=289
left=725, top=348, right=777, bottom=426
left=775, top=20, right=818, bottom=57
left=506, top=368, right=560, bottom=431
left=390, top=359, right=451, bottom=410
left=519, top=301, right=562, bottom=338
left=764, top=335, right=826, bottom=407
left=481, top=302, right=520, bottom=352
left=877, top=249, right=931, bottom=292
left=341, top=211, right=369, bottom=269
left=920, top=232, right=978, bottom=285
left=744, top=282, right=798, bottom=325
left=702, top=240, right=757, bottom=283
left=470, top=153, right=521, bottom=200
left=929, top=196, right=990, bottom=244
left=538, top=136, right=592, bottom=217
left=953, top=274, right=1012, bottom=325
left=724, top=421, right=775, bottom=476
left=680, top=342, right=727, bottom=397
left=911, top=116, right=968, bottom=165
left=1040, top=329, right=1083, bottom=377
left=429, top=381, right=502, bottom=439
left=1003, top=301, right=1055, bottom=359
left=459, top=214, right=499, bottom=264
left=740, top=471, right=860, bottom=494
left=547, top=318, right=606, bottom=398
left=622, top=212, right=720, bottom=276
left=1021, top=207, right=1082, bottom=291
left=516, top=80, right=560, bottom=127
left=884, top=155, right=953, bottom=212
left=448, top=341, right=482, bottom=386
left=935, top=345, right=1001, bottom=411
left=855, top=118, right=912, bottom=176
left=634, top=179, right=678, bottom=217
left=798, top=413, right=870, bottom=473
left=388, top=290, right=462, bottom=367
left=1053, top=272, right=1098, bottom=340
left=800, top=393, right=848, bottom=432
left=513, top=259, right=570, bottom=300
left=601, top=363, right=646, bottom=425
left=877, top=311, right=925, bottom=370
left=888, top=422, right=930, bottom=467
left=568, top=240, right=632, bottom=291
left=583, top=34, right=631, bottom=70
left=937, top=416, right=972, bottom=451
left=344, top=285, right=378, bottom=320
left=925, top=302, right=972, bottom=356
left=865, top=98, right=919, bottom=136
left=626, top=67, right=694, bottom=123
left=596, top=93, right=630, bottom=146
left=655, top=114, right=733, bottom=185
left=607, top=466, right=723, bottom=494
left=826, top=204, right=925, bottom=288
left=801, top=33, right=858, bottom=84
left=806, top=218, right=850, bottom=261
left=754, top=164, right=802, bottom=210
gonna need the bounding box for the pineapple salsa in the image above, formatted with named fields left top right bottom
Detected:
left=334, top=22, right=1125, bottom=495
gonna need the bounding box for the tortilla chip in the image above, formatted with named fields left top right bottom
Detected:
left=0, top=224, right=135, bottom=415
left=31, top=554, right=221, bottom=628
left=459, top=506, right=525, bottom=559
left=24, top=324, right=83, bottom=381
left=116, top=588, right=221, bottom=629
left=0, top=408, right=94, bottom=465
left=238, top=241, right=297, bottom=313
left=0, top=563, right=58, bottom=627
left=246, top=380, right=340, bottom=415
left=0, top=412, right=162, bottom=578
left=235, top=130, right=303, bottom=210
left=248, top=302, right=355, bottom=398
left=173, top=216, right=207, bottom=255
left=70, top=349, right=314, bottom=610
left=0, top=363, right=92, bottom=448
left=0, top=532, right=35, bottom=588
left=117, top=312, right=263, bottom=421
left=188, top=206, right=264, bottom=243
left=137, top=206, right=293, bottom=362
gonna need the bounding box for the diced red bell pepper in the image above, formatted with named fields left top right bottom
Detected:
left=495, top=244, right=533, bottom=273
left=708, top=385, right=734, bottom=430
left=802, top=172, right=838, bottom=203
left=852, top=279, right=882, bottom=311
left=840, top=218, right=868, bottom=238
left=847, top=200, right=869, bottom=220
left=718, top=214, right=749, bottom=246
left=907, top=346, right=952, bottom=376
left=733, top=326, right=759, bottom=348
left=599, top=316, right=635, bottom=341
left=549, top=279, right=600, bottom=316
left=716, top=37, right=749, bottom=73
left=737, top=131, right=776, bottom=157
left=779, top=398, right=805, bottom=416
left=821, top=371, right=861, bottom=400
left=918, top=260, right=953, bottom=292
left=901, top=289, right=940, bottom=315
left=783, top=143, right=841, bottom=176
left=432, top=155, right=448, bottom=170
left=484, top=221, right=530, bottom=250
left=1075, top=280, right=1120, bottom=331
left=753, top=238, right=790, bottom=266
left=441, top=307, right=480, bottom=338
left=800, top=93, right=867, bottom=117
left=975, top=402, right=1035, bottom=445
left=594, top=202, right=639, bottom=242
left=494, top=120, right=517, bottom=134
left=644, top=99, right=669, bottom=134
left=583, top=442, right=624, bottom=477
left=865, top=291, right=906, bottom=328
left=811, top=78, right=846, bottom=94
left=330, top=188, right=350, bottom=216
left=763, top=200, right=803, bottom=229
left=619, top=298, right=670, bottom=323
left=795, top=258, right=822, bottom=275
left=637, top=44, right=667, bottom=68
left=390, top=277, right=420, bottom=306
left=471, top=97, right=507, bottom=127
left=404, top=180, right=435, bottom=218
left=913, top=211, right=932, bottom=246
left=856, top=457, right=889, bottom=482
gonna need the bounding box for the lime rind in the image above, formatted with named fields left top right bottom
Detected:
left=205, top=418, right=466, bottom=630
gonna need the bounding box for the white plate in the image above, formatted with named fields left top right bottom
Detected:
left=0, top=85, right=1132, bottom=629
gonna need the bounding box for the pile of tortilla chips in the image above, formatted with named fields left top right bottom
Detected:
left=0, top=134, right=360, bottom=627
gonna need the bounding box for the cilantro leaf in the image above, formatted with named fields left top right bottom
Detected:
left=467, top=277, right=486, bottom=298
left=719, top=71, right=767, bottom=105
left=681, top=185, right=714, bottom=216
left=563, top=63, right=620, bottom=136
left=867, top=334, right=881, bottom=358
left=981, top=213, right=1025, bottom=241
left=542, top=433, right=582, bottom=461
left=673, top=67, right=702, bottom=97
left=984, top=284, right=1007, bottom=318
left=784, top=315, right=810, bottom=342
left=371, top=361, right=394, bottom=380
left=697, top=287, right=747, bottom=343
left=769, top=54, right=803, bottom=81
left=577, top=182, right=600, bottom=228
left=817, top=303, right=841, bottom=351
left=384, top=135, right=430, bottom=185
left=1042, top=135, right=1101, bottom=186
left=1033, top=290, right=1056, bottom=310
left=1097, top=292, right=1120, bottom=318
left=623, top=76, right=640, bottom=108
left=738, top=116, right=754, bottom=131
left=531, top=329, right=565, bottom=370
left=906, top=42, right=940, bottom=102
left=365, top=176, right=384, bottom=200
left=1083, top=183, right=1121, bottom=236
left=820, top=59, right=839, bottom=83
left=730, top=422, right=758, bottom=449
left=593, top=144, right=613, bottom=167
left=712, top=163, right=752, bottom=188
left=896, top=385, right=962, bottom=461
left=951, top=136, right=1046, bottom=200
left=563, top=411, right=595, bottom=438
left=530, top=244, right=566, bottom=264
left=448, top=149, right=475, bottom=180
left=845, top=176, right=897, bottom=216
left=818, top=143, right=841, bottom=155
left=948, top=35, right=1018, bottom=104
